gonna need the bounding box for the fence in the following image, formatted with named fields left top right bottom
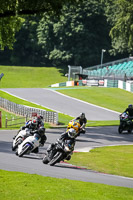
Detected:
left=0, top=97, right=58, bottom=125
left=5, top=116, right=28, bottom=128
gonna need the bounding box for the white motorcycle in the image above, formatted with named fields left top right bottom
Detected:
left=16, top=133, right=41, bottom=157
left=12, top=129, right=31, bottom=151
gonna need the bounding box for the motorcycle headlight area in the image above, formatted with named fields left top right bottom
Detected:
left=64, top=145, right=71, bottom=152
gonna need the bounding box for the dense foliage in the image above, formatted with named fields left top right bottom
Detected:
left=0, top=0, right=132, bottom=67
left=0, top=0, right=77, bottom=50
left=37, top=1, right=111, bottom=67
left=104, top=0, right=133, bottom=55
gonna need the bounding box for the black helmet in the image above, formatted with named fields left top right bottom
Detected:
left=128, top=104, right=133, bottom=109
left=79, top=113, right=85, bottom=119
left=38, top=127, right=45, bottom=135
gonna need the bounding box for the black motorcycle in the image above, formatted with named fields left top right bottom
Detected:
left=42, top=139, right=75, bottom=166
left=118, top=112, right=133, bottom=134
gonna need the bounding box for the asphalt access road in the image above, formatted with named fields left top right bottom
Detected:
left=2, top=88, right=119, bottom=120
left=0, top=127, right=133, bottom=188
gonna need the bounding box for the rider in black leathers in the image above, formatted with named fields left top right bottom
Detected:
left=47, top=128, right=76, bottom=160
left=31, top=126, right=47, bottom=153
left=73, top=113, right=87, bottom=135
left=122, top=104, right=133, bottom=132
left=124, top=104, right=133, bottom=119
left=75, top=113, right=87, bottom=129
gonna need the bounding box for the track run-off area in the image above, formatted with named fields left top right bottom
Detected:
left=0, top=88, right=133, bottom=188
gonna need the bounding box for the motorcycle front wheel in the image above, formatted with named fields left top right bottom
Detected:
left=18, top=145, right=31, bottom=157
left=48, top=152, right=62, bottom=166
left=12, top=139, right=22, bottom=151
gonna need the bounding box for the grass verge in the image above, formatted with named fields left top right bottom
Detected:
left=68, top=145, right=133, bottom=178
left=57, top=87, right=133, bottom=113
left=0, top=170, right=133, bottom=200
left=0, top=65, right=67, bottom=88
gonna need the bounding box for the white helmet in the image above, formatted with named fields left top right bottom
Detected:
left=68, top=128, right=77, bottom=138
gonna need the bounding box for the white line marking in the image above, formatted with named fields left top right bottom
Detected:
left=0, top=89, right=74, bottom=116
left=47, top=88, right=121, bottom=114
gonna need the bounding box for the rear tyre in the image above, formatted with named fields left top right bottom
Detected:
left=32, top=147, right=39, bottom=153
left=42, top=156, right=49, bottom=164
left=118, top=126, right=123, bottom=134
left=128, top=129, right=131, bottom=133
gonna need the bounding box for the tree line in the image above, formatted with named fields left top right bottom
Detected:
left=0, top=0, right=132, bottom=68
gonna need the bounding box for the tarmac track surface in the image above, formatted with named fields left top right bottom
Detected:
left=0, top=127, right=133, bottom=188
left=2, top=88, right=119, bottom=120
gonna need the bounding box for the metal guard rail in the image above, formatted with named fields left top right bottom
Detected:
left=0, top=97, right=58, bottom=124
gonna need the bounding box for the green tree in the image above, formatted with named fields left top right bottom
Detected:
left=37, top=0, right=112, bottom=67
left=9, top=16, right=44, bottom=66
left=0, top=0, right=77, bottom=50
left=0, top=16, right=24, bottom=49
left=104, top=0, right=133, bottom=55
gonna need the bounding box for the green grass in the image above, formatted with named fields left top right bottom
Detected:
left=0, top=65, right=67, bottom=88
left=86, top=120, right=119, bottom=126
left=57, top=87, right=133, bottom=113
left=0, top=170, right=133, bottom=200
left=68, top=145, right=133, bottom=178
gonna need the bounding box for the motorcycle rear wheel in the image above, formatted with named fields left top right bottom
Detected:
left=42, top=156, right=49, bottom=164
left=118, top=126, right=123, bottom=134
left=128, top=129, right=132, bottom=133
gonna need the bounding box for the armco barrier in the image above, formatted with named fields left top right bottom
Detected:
left=50, top=79, right=133, bottom=93
left=107, top=80, right=118, bottom=88
left=51, top=81, right=75, bottom=87
left=59, top=82, right=66, bottom=87
left=104, top=79, right=133, bottom=93
left=0, top=97, right=58, bottom=124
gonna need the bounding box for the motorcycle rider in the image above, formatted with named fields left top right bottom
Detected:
left=23, top=115, right=44, bottom=130
left=59, top=128, right=77, bottom=142
left=13, top=118, right=38, bottom=140
left=36, top=115, right=45, bottom=129
left=47, top=128, right=76, bottom=160
left=21, top=118, right=37, bottom=131
left=75, top=113, right=87, bottom=128
left=31, top=126, right=47, bottom=153
left=74, top=112, right=87, bottom=135
left=124, top=104, right=133, bottom=119
left=13, top=114, right=45, bottom=138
